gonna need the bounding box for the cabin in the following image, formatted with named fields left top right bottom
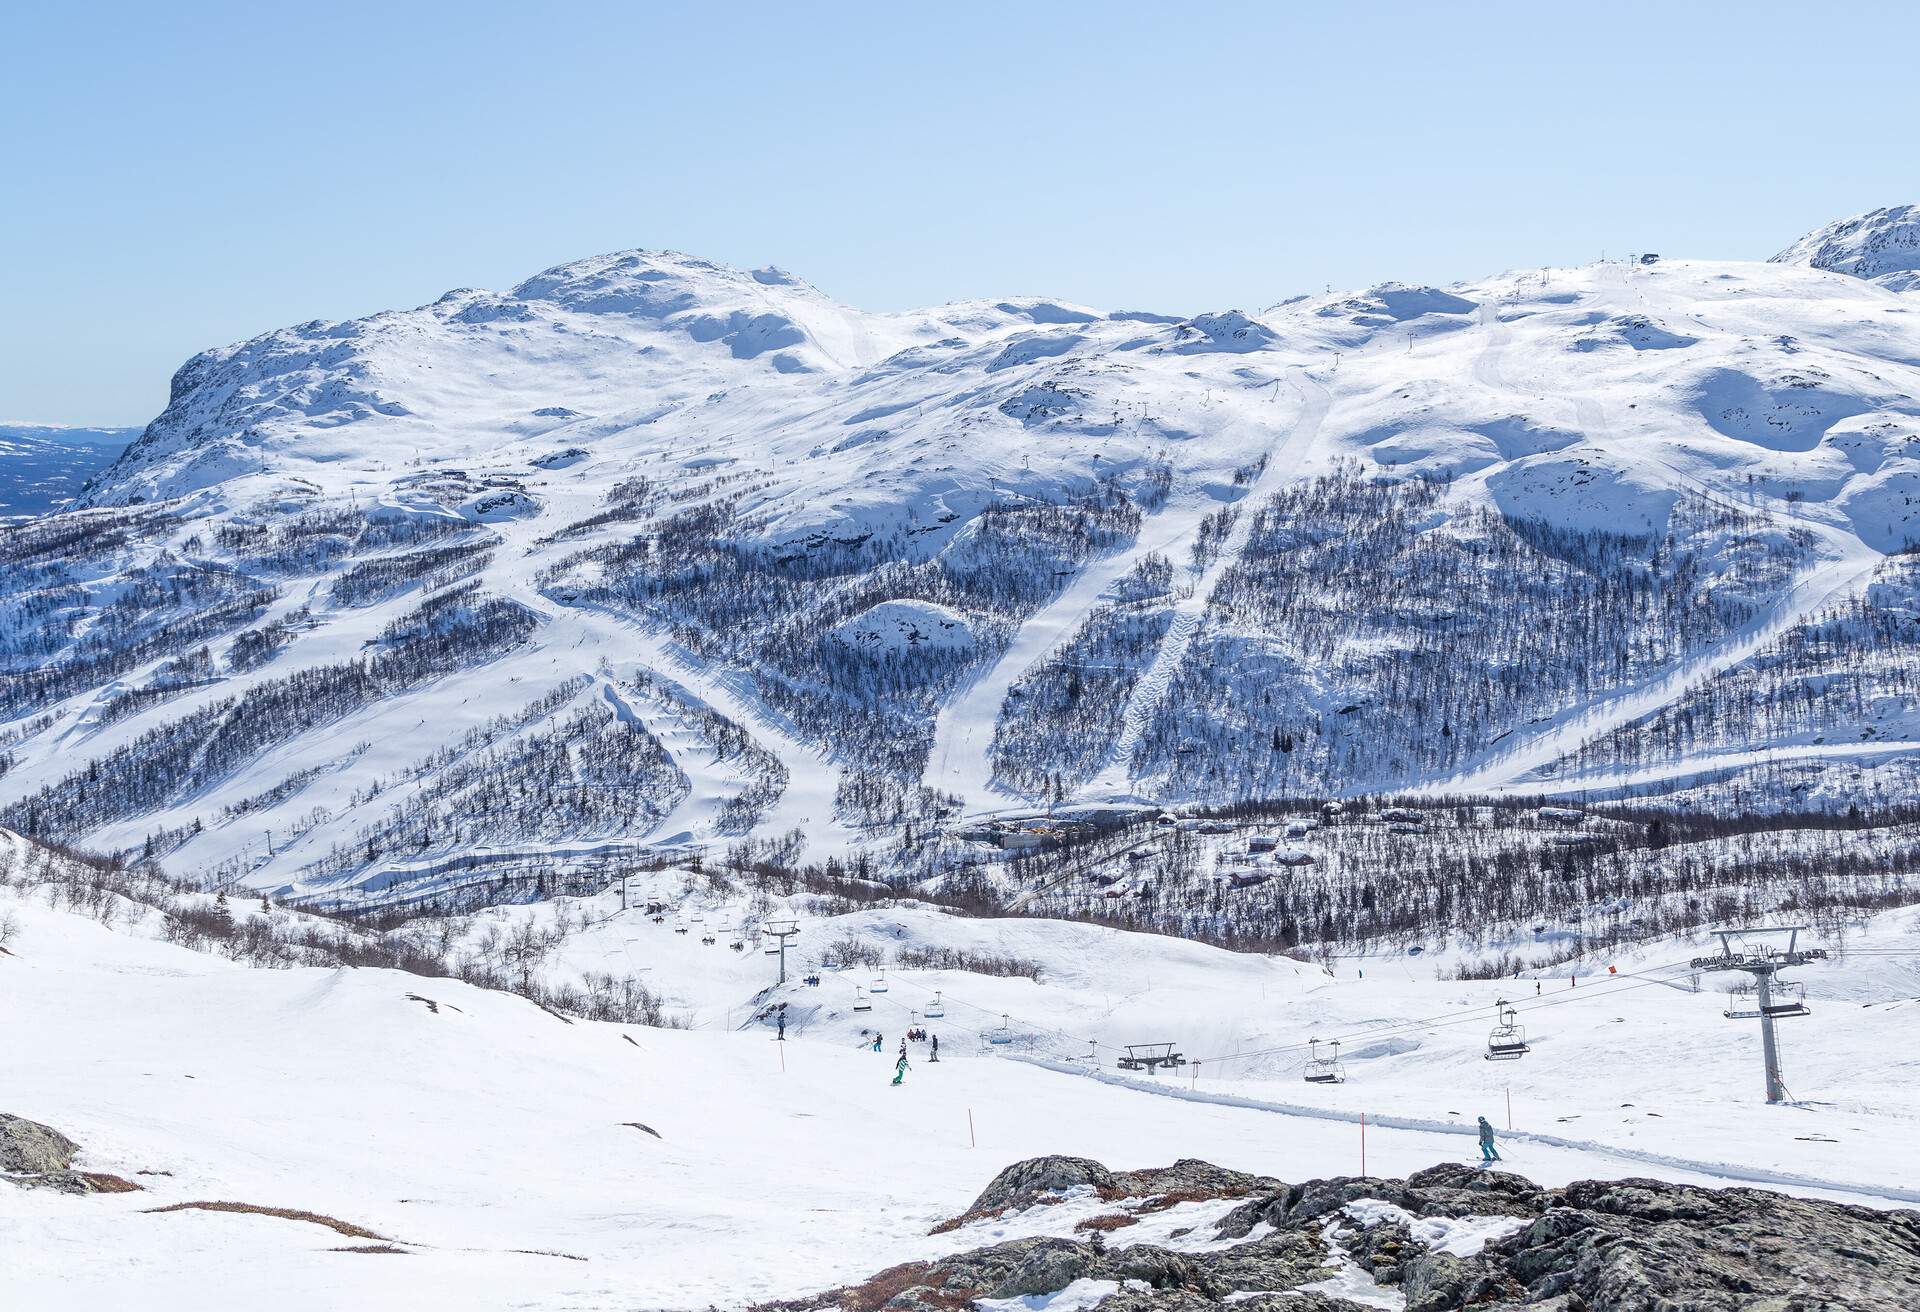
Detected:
left=1380, top=806, right=1423, bottom=823
left=1539, top=806, right=1585, bottom=825
left=1245, top=835, right=1278, bottom=853
left=1283, top=819, right=1315, bottom=839
left=1272, top=846, right=1317, bottom=867
left=1225, top=869, right=1272, bottom=889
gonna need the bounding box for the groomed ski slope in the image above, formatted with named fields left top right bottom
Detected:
left=6, top=873, right=1919, bottom=1312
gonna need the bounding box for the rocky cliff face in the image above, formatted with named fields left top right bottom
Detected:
left=765, top=1155, right=1920, bottom=1311
left=1773, top=203, right=1920, bottom=292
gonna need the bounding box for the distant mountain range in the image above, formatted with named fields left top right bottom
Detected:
left=0, top=424, right=137, bottom=518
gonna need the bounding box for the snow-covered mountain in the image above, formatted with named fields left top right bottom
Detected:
left=1774, top=203, right=1920, bottom=292
left=9, top=207, right=1920, bottom=894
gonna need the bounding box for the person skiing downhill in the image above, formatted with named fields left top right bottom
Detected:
left=891, top=1053, right=910, bottom=1086
left=872, top=1033, right=883, bottom=1053
left=1477, top=1116, right=1501, bottom=1163
left=929, top=1033, right=940, bottom=1062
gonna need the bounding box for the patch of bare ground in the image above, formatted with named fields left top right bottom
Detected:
left=144, top=1200, right=392, bottom=1241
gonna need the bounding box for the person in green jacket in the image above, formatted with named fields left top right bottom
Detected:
left=892, top=1053, right=910, bottom=1086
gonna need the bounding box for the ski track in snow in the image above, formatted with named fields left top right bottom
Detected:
left=1428, top=270, right=1886, bottom=795
left=1080, top=373, right=1333, bottom=801
left=541, top=596, right=855, bottom=850
left=1013, top=1056, right=1920, bottom=1208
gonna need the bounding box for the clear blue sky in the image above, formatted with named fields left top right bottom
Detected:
left=5, top=0, right=1916, bottom=425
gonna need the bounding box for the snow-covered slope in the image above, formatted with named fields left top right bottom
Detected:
left=7, top=212, right=1920, bottom=894
left=1774, top=203, right=1920, bottom=292
left=4, top=829, right=1917, bottom=1311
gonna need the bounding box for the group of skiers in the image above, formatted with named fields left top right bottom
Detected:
left=859, top=1029, right=939, bottom=1084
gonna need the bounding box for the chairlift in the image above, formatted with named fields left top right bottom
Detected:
left=986, top=1014, right=1014, bottom=1046
left=674, top=925, right=689, bottom=935
left=870, top=972, right=889, bottom=994
left=1303, top=1037, right=1347, bottom=1085
left=1485, top=1000, right=1530, bottom=1061
left=853, top=986, right=872, bottom=1013
left=924, top=991, right=945, bottom=1019
left=729, top=939, right=744, bottom=952
left=1116, top=1041, right=1186, bottom=1072
left=701, top=935, right=716, bottom=946
left=1762, top=980, right=1811, bottom=1019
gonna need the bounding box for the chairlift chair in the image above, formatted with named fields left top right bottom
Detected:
left=870, top=973, right=889, bottom=994
left=1485, top=1000, right=1531, bottom=1061
left=852, top=986, right=872, bottom=1013
left=1761, top=980, right=1811, bottom=1019
left=1303, top=1037, right=1347, bottom=1085
left=925, top=991, right=945, bottom=1019
left=986, top=1014, right=1014, bottom=1046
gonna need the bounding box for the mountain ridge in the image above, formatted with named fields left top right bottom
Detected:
left=7, top=206, right=1920, bottom=897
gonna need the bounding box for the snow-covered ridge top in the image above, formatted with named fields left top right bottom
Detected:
left=1773, top=203, right=1920, bottom=290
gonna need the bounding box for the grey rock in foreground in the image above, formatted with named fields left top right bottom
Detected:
left=761, top=1155, right=1920, bottom=1311
left=1, top=1113, right=141, bottom=1195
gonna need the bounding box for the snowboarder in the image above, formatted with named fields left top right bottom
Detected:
left=1477, top=1116, right=1501, bottom=1163
left=929, top=1033, right=939, bottom=1062
left=891, top=1053, right=910, bottom=1086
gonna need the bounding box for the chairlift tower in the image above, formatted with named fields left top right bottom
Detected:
left=764, top=919, right=800, bottom=985
left=1690, top=925, right=1828, bottom=1104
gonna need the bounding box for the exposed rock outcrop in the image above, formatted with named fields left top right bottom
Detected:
left=763, top=1156, right=1920, bottom=1311
left=1, top=1113, right=140, bottom=1195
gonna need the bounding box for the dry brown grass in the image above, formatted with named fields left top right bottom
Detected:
left=77, top=1172, right=142, bottom=1194
left=144, top=1200, right=391, bottom=1241
left=1074, top=1212, right=1141, bottom=1233
left=754, top=1260, right=975, bottom=1312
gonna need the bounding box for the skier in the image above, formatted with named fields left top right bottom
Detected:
left=1477, top=1116, right=1501, bottom=1163
left=872, top=1033, right=883, bottom=1053
left=891, top=1052, right=910, bottom=1086
left=929, top=1033, right=940, bottom=1062
left=777, top=1010, right=786, bottom=1042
